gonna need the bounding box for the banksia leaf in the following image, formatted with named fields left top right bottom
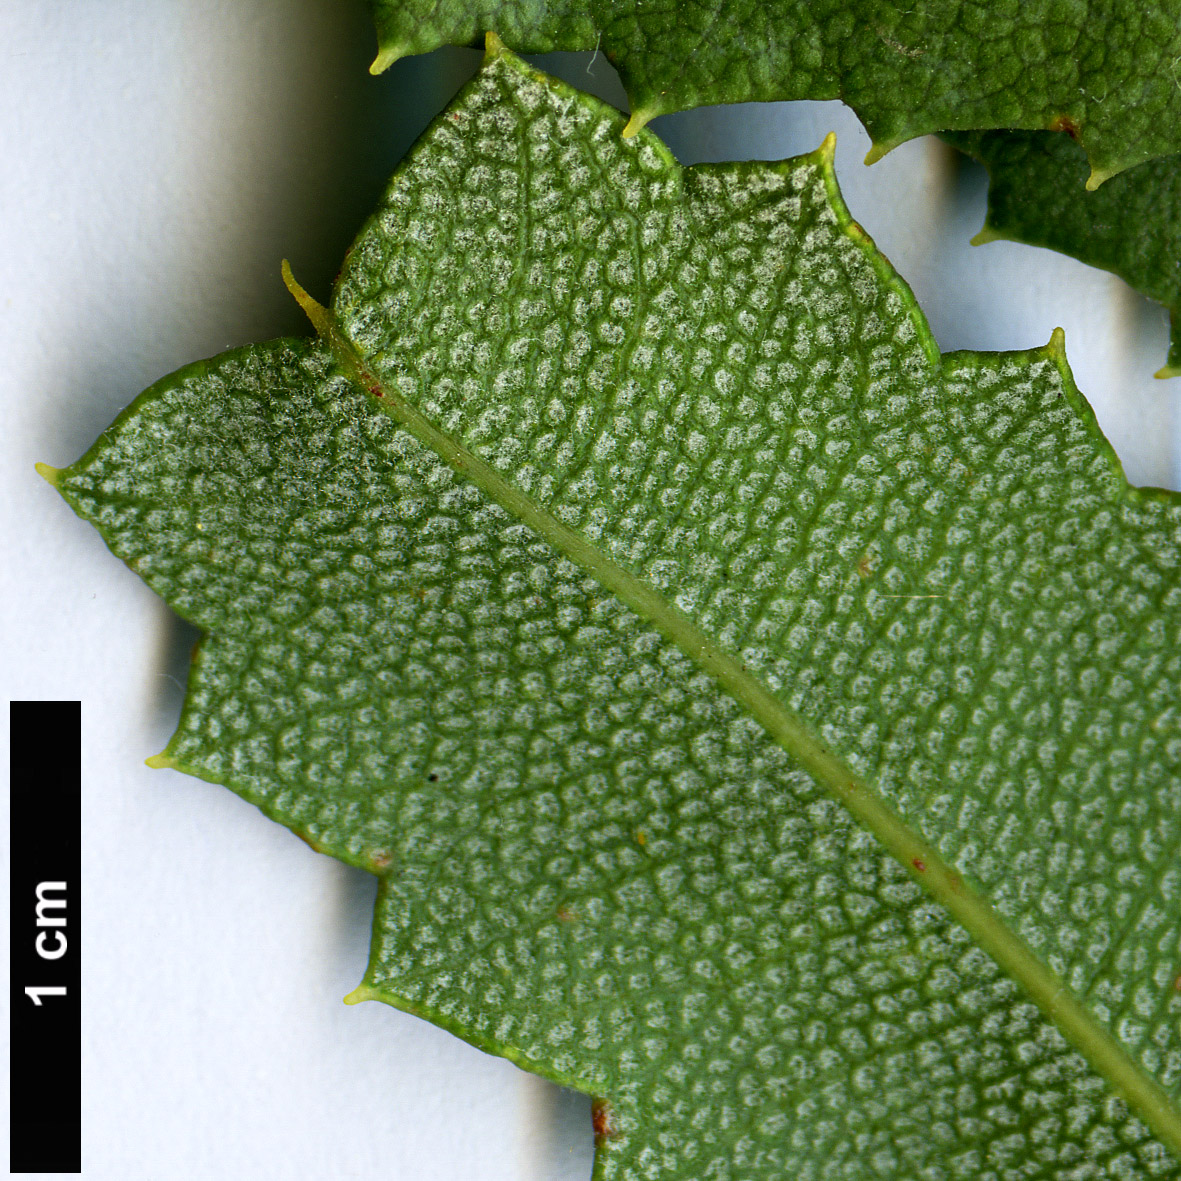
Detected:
left=47, top=44, right=1181, bottom=1177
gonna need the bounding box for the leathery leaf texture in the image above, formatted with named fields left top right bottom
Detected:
left=366, top=0, right=1181, bottom=183
left=49, top=42, right=1181, bottom=1180
left=946, top=131, right=1181, bottom=378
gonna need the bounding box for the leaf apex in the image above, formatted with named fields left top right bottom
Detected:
left=1153, top=363, right=1180, bottom=380
left=35, top=461, right=62, bottom=488
left=484, top=30, right=508, bottom=59
left=145, top=753, right=177, bottom=770
left=817, top=131, right=837, bottom=167
left=343, top=984, right=380, bottom=1006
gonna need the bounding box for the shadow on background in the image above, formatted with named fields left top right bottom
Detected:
left=140, top=4, right=480, bottom=754
left=520, top=1072, right=596, bottom=1181
left=326, top=855, right=382, bottom=982
left=46, top=3, right=478, bottom=462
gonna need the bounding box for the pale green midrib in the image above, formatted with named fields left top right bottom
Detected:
left=281, top=264, right=1181, bottom=1160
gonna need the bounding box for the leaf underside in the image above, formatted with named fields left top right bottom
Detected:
left=53, top=46, right=1181, bottom=1179
left=365, top=0, right=1181, bottom=181
left=946, top=131, right=1181, bottom=378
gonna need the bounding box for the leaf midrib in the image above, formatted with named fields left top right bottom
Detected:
left=281, top=261, right=1181, bottom=1159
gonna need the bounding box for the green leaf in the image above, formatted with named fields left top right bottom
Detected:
left=946, top=130, right=1181, bottom=378
left=365, top=0, right=1181, bottom=182
left=47, top=43, right=1181, bottom=1176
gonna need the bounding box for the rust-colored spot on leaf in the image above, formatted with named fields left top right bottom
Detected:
left=366, top=382, right=383, bottom=399
left=592, top=1099, right=616, bottom=1140
left=911, top=858, right=926, bottom=873
left=557, top=905, right=576, bottom=922
left=1173, top=973, right=1181, bottom=993
left=635, top=828, right=647, bottom=846
left=370, top=850, right=392, bottom=870
left=1049, top=113, right=1080, bottom=141
left=857, top=554, right=873, bottom=578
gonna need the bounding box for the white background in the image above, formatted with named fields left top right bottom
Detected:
left=2, top=3, right=1178, bottom=1179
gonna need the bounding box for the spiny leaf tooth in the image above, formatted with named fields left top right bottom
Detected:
left=969, top=223, right=1010, bottom=247
left=863, top=138, right=898, bottom=166
left=622, top=108, right=654, bottom=139
left=368, top=44, right=401, bottom=75
left=281, top=260, right=333, bottom=338
left=34, top=461, right=62, bottom=487
left=1041, top=325, right=1079, bottom=388
left=1085, top=163, right=1119, bottom=191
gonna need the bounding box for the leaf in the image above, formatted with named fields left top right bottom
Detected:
left=45, top=41, right=1181, bottom=1177
left=364, top=0, right=1181, bottom=183
left=946, top=130, right=1181, bottom=378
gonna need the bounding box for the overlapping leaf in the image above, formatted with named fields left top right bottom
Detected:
left=947, top=130, right=1181, bottom=377
left=366, top=0, right=1181, bottom=182
left=47, top=44, right=1181, bottom=1177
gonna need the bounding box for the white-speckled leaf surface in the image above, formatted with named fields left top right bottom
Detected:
left=50, top=45, right=1181, bottom=1178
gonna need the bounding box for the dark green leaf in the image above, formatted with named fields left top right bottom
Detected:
left=366, top=0, right=1181, bottom=181
left=947, top=130, right=1180, bottom=377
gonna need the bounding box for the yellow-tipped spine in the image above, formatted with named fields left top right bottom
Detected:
left=970, top=224, right=1008, bottom=247
left=1045, top=325, right=1068, bottom=362
left=622, top=108, right=654, bottom=139
left=281, top=260, right=333, bottom=337
left=1085, top=165, right=1117, bottom=192
left=863, top=138, right=897, bottom=166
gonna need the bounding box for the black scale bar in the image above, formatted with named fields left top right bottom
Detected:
left=9, top=701, right=81, bottom=1173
